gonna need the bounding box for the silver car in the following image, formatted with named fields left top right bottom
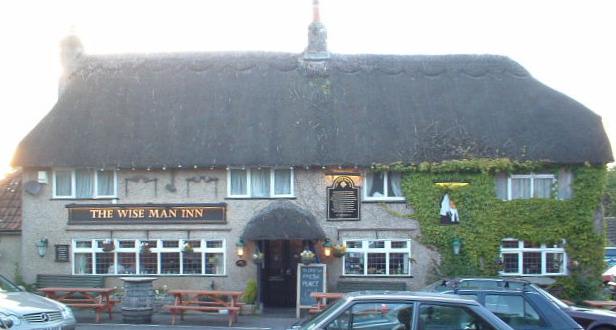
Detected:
left=0, top=275, right=76, bottom=330
left=290, top=291, right=513, bottom=330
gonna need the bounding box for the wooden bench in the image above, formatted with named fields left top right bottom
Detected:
left=40, top=287, right=116, bottom=323
left=36, top=275, right=105, bottom=290
left=336, top=280, right=406, bottom=293
left=309, top=292, right=344, bottom=314
left=164, top=305, right=241, bottom=326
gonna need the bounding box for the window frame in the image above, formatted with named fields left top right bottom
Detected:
left=363, top=171, right=405, bottom=201
left=499, top=239, right=567, bottom=276
left=226, top=167, right=294, bottom=198
left=506, top=173, right=555, bottom=200
left=71, top=239, right=226, bottom=276
left=52, top=168, right=117, bottom=199
left=342, top=239, right=412, bottom=277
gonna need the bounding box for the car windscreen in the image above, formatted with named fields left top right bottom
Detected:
left=0, top=275, right=20, bottom=293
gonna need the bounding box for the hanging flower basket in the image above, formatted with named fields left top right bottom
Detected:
left=300, top=249, right=316, bottom=265
left=102, top=240, right=115, bottom=252
left=252, top=251, right=264, bottom=264
left=332, top=244, right=347, bottom=257
left=182, top=242, right=194, bottom=254
left=140, top=242, right=152, bottom=254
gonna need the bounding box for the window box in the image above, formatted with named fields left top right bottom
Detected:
left=227, top=167, right=294, bottom=198
left=363, top=171, right=404, bottom=201
left=53, top=168, right=117, bottom=199
left=342, top=239, right=411, bottom=276
left=499, top=239, right=566, bottom=276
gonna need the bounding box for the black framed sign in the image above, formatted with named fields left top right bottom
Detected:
left=327, top=176, right=360, bottom=221
left=67, top=203, right=226, bottom=224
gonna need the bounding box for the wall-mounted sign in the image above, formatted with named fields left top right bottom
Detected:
left=67, top=203, right=226, bottom=224
left=327, top=176, right=360, bottom=221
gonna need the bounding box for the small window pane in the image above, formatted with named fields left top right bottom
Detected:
left=75, top=169, right=94, bottom=198
left=117, top=253, right=136, bottom=274
left=55, top=170, right=72, bottom=196
left=162, top=240, right=179, bottom=248
left=523, top=252, right=542, bottom=274
left=76, top=241, right=92, bottom=249
left=389, top=253, right=409, bottom=275
left=206, top=240, right=223, bottom=248
left=230, top=169, right=247, bottom=195
left=95, top=252, right=115, bottom=274
left=366, top=172, right=385, bottom=197
left=274, top=169, right=292, bottom=195
left=511, top=178, right=531, bottom=199
left=546, top=253, right=564, bottom=273
left=74, top=253, right=93, bottom=274
left=161, top=252, right=180, bottom=274
left=186, top=240, right=201, bottom=248
left=387, top=172, right=403, bottom=197
left=344, top=252, right=364, bottom=274
left=533, top=178, right=553, bottom=198
left=251, top=168, right=270, bottom=197
left=139, top=251, right=158, bottom=274
left=368, top=241, right=385, bottom=248
left=183, top=253, right=202, bottom=274
left=501, top=240, right=519, bottom=248
left=119, top=240, right=135, bottom=249
left=503, top=253, right=519, bottom=273
left=523, top=241, right=540, bottom=248
left=391, top=241, right=407, bottom=249
left=205, top=253, right=224, bottom=274
left=367, top=253, right=386, bottom=274
left=97, top=170, right=115, bottom=196
left=346, top=241, right=362, bottom=249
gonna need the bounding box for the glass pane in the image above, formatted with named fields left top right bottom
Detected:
left=162, top=240, right=179, bottom=248
left=346, top=241, right=362, bottom=249
left=389, top=253, right=409, bottom=275
left=251, top=168, right=270, bottom=197
left=75, top=169, right=94, bottom=198
left=503, top=253, right=519, bottom=273
left=501, top=240, right=519, bottom=249
left=546, top=253, right=564, bottom=273
left=230, top=169, right=247, bottom=195
left=274, top=169, right=291, bottom=195
left=523, top=241, right=540, bottom=248
left=183, top=253, right=202, bottom=274
left=75, top=241, right=92, bottom=249
left=533, top=178, right=553, bottom=198
left=387, top=172, right=403, bottom=197
left=117, top=253, right=136, bottom=274
left=55, top=170, right=72, bottom=196
left=206, top=240, right=223, bottom=248
left=205, top=253, right=224, bottom=274
left=186, top=240, right=201, bottom=248
left=97, top=170, right=115, bottom=196
left=485, top=295, right=543, bottom=328
left=347, top=303, right=413, bottom=329
left=74, top=253, right=93, bottom=274
left=161, top=252, right=180, bottom=274
left=139, top=251, right=158, bottom=274
left=368, top=241, right=385, bottom=249
left=118, top=240, right=135, bottom=249
left=95, top=252, right=115, bottom=274
left=420, top=304, right=495, bottom=330
left=367, top=253, right=386, bottom=275
left=344, top=252, right=364, bottom=275
left=523, top=252, right=542, bottom=274
left=511, top=178, right=531, bottom=199
left=391, top=241, right=407, bottom=249
left=366, top=172, right=385, bottom=197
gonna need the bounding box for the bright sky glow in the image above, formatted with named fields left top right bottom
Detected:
left=0, top=0, right=614, bottom=177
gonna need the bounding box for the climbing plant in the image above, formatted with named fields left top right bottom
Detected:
left=379, top=159, right=607, bottom=301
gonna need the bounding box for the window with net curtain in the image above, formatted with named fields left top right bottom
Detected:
left=229, top=168, right=292, bottom=197
left=509, top=174, right=554, bottom=200
left=364, top=171, right=403, bottom=200
left=54, top=169, right=115, bottom=198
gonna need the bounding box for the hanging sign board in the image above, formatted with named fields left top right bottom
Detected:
left=296, top=264, right=326, bottom=318
left=327, top=176, right=360, bottom=221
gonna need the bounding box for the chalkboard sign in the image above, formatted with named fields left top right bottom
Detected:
left=296, top=264, right=327, bottom=318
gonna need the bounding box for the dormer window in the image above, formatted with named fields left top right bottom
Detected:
left=53, top=169, right=117, bottom=199
left=227, top=167, right=294, bottom=198
left=363, top=171, right=404, bottom=201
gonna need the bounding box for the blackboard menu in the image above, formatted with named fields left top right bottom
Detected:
left=296, top=264, right=326, bottom=317
left=327, top=176, right=360, bottom=220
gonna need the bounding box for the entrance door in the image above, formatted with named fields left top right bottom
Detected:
left=262, top=240, right=303, bottom=307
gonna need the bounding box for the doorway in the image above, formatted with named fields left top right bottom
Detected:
left=261, top=240, right=304, bottom=307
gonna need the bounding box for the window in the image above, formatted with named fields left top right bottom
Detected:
left=485, top=294, right=545, bottom=328
left=343, top=240, right=411, bottom=276
left=53, top=169, right=117, bottom=198
left=419, top=304, right=495, bottom=330
left=72, top=239, right=225, bottom=276
left=227, top=168, right=294, bottom=198
left=507, top=173, right=554, bottom=200
left=364, top=171, right=404, bottom=201
left=500, top=239, right=566, bottom=276
left=325, top=302, right=414, bottom=330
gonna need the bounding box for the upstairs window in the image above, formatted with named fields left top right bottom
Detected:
left=364, top=171, right=404, bottom=201
left=53, top=169, right=117, bottom=199
left=227, top=167, right=294, bottom=198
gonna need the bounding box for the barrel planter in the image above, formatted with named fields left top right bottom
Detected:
left=120, top=277, right=157, bottom=323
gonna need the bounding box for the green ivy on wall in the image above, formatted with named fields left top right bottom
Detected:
left=381, top=159, right=607, bottom=301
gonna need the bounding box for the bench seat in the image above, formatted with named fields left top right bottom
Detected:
left=164, top=305, right=240, bottom=326
left=36, top=275, right=105, bottom=289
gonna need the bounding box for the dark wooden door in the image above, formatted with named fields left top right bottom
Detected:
left=262, top=240, right=303, bottom=307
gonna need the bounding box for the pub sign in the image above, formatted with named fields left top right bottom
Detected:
left=67, top=203, right=226, bottom=224
left=327, top=176, right=360, bottom=221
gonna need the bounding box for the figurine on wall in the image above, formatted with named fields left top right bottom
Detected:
left=439, top=193, right=460, bottom=224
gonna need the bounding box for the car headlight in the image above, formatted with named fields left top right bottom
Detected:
left=0, top=312, right=21, bottom=327
left=60, top=306, right=74, bottom=320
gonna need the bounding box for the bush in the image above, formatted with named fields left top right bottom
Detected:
left=242, top=279, right=257, bottom=304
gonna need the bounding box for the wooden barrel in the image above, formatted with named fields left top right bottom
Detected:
left=120, top=277, right=157, bottom=323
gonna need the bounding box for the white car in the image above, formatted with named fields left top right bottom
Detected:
left=0, top=275, right=76, bottom=329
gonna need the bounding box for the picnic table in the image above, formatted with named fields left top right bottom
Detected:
left=39, top=287, right=116, bottom=323
left=164, top=289, right=243, bottom=326
left=583, top=300, right=616, bottom=311
left=309, top=292, right=344, bottom=314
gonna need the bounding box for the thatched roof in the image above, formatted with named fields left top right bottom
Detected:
left=12, top=52, right=613, bottom=168
left=0, top=170, right=21, bottom=232
left=242, top=201, right=326, bottom=240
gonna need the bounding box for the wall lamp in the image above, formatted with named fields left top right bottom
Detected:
left=322, top=238, right=333, bottom=257
left=236, top=239, right=245, bottom=258
left=452, top=238, right=462, bottom=256
left=35, top=238, right=49, bottom=258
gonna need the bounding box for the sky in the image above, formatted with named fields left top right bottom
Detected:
left=0, top=0, right=614, bottom=177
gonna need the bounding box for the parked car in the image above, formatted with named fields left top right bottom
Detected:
left=289, top=290, right=513, bottom=330
left=0, top=275, right=76, bottom=329
left=424, top=278, right=616, bottom=330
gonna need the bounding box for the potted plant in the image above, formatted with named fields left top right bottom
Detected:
left=300, top=249, right=316, bottom=265
left=140, top=242, right=152, bottom=254
left=332, top=243, right=347, bottom=257
left=102, top=239, right=115, bottom=252
left=240, top=279, right=258, bottom=315
left=182, top=242, right=194, bottom=254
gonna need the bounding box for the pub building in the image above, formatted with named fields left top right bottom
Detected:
left=9, top=1, right=612, bottom=310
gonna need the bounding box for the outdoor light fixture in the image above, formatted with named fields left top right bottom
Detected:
left=322, top=238, right=333, bottom=257
left=452, top=238, right=462, bottom=256
left=433, top=179, right=470, bottom=189
left=236, top=239, right=245, bottom=258
left=35, top=238, right=49, bottom=258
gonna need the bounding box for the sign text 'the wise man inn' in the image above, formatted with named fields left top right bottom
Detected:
left=67, top=203, right=226, bottom=224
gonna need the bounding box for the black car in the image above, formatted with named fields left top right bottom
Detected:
left=425, top=278, right=616, bottom=330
